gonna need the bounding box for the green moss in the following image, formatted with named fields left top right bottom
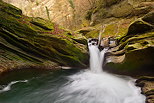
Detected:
left=0, top=1, right=22, bottom=18
left=85, top=29, right=99, bottom=38
left=30, top=17, right=54, bottom=30
left=85, top=10, right=93, bottom=20
left=0, top=1, right=89, bottom=74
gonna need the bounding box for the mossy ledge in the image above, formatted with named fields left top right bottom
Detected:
left=0, top=0, right=88, bottom=74
left=104, top=11, right=154, bottom=77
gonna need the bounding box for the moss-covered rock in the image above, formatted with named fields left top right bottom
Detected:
left=30, top=17, right=54, bottom=30
left=104, top=12, right=154, bottom=76
left=135, top=76, right=154, bottom=103
left=0, top=1, right=22, bottom=18
left=0, top=1, right=88, bottom=73
left=105, top=47, right=154, bottom=76
left=110, top=1, right=133, bottom=18
left=85, top=0, right=154, bottom=26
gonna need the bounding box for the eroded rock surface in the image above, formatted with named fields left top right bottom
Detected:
left=0, top=1, right=88, bottom=74
left=104, top=12, right=154, bottom=76
left=136, top=76, right=154, bottom=103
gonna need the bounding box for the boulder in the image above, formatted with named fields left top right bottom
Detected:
left=135, top=76, right=154, bottom=103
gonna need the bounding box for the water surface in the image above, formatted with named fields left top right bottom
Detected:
left=0, top=69, right=145, bottom=103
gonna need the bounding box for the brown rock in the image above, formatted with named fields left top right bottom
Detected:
left=136, top=76, right=154, bottom=103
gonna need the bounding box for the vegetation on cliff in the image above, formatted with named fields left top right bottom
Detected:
left=104, top=11, right=154, bottom=76
left=0, top=0, right=88, bottom=73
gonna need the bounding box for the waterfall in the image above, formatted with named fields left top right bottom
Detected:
left=54, top=38, right=145, bottom=103
left=88, top=45, right=108, bottom=73
left=88, top=38, right=108, bottom=73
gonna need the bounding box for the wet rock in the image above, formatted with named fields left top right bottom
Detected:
left=100, top=38, right=109, bottom=48
left=105, top=47, right=154, bottom=76
left=136, top=76, right=154, bottom=103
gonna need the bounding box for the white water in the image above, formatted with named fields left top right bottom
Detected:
left=0, top=41, right=146, bottom=103
left=89, top=45, right=108, bottom=73
left=0, top=80, right=28, bottom=93
left=54, top=41, right=145, bottom=103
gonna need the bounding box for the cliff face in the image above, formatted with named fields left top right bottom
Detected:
left=104, top=11, right=154, bottom=76
left=3, top=0, right=96, bottom=29
left=76, top=0, right=154, bottom=76
left=0, top=0, right=88, bottom=73
left=86, top=0, right=154, bottom=25
left=3, top=0, right=73, bottom=28
left=3, top=0, right=154, bottom=30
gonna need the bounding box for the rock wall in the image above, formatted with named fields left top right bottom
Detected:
left=104, top=11, right=154, bottom=76
left=3, top=0, right=97, bottom=29
left=86, top=0, right=154, bottom=25
left=3, top=0, right=154, bottom=29
left=0, top=1, right=88, bottom=74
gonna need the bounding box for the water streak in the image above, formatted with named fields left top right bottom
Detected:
left=0, top=80, right=28, bottom=93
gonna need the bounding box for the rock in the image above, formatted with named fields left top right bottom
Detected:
left=0, top=1, right=88, bottom=74
left=76, top=27, right=96, bottom=35
left=127, top=20, right=153, bottom=35
left=0, top=1, right=22, bottom=18
left=105, top=47, right=154, bottom=76
left=105, top=0, right=121, bottom=7
left=146, top=90, right=154, bottom=96
left=100, top=38, right=109, bottom=48
left=136, top=76, right=154, bottom=103
left=133, top=2, right=154, bottom=16
left=142, top=11, right=154, bottom=25
left=106, top=54, right=125, bottom=64
left=126, top=11, right=154, bottom=35
left=85, top=29, right=100, bottom=38
left=30, top=17, right=54, bottom=30
left=110, top=1, right=133, bottom=18
left=136, top=76, right=154, bottom=83
left=72, top=36, right=87, bottom=45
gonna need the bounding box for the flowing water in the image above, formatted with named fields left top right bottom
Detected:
left=0, top=41, right=145, bottom=103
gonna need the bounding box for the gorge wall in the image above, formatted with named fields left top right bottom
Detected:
left=3, top=0, right=96, bottom=29
left=0, top=0, right=88, bottom=73
left=3, top=0, right=154, bottom=30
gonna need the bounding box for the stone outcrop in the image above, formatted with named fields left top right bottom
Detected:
left=136, top=76, right=154, bottom=103
left=3, top=0, right=154, bottom=30
left=0, top=1, right=88, bottom=74
left=86, top=0, right=154, bottom=25
left=104, top=12, right=154, bottom=76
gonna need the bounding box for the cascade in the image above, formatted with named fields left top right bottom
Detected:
left=88, top=38, right=108, bottom=73
left=54, top=39, right=145, bottom=103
